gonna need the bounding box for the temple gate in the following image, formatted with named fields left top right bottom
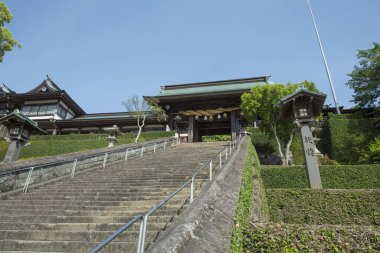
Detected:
left=148, top=76, right=271, bottom=142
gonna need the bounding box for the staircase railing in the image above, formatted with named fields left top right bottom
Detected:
left=89, top=136, right=242, bottom=253
left=0, top=137, right=179, bottom=194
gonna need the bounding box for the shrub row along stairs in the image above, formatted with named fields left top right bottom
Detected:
left=0, top=142, right=227, bottom=252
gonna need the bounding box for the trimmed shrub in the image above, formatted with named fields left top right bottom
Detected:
left=243, top=223, right=380, bottom=252
left=202, top=135, right=231, bottom=142
left=319, top=114, right=379, bottom=164
left=266, top=189, right=380, bottom=225
left=261, top=164, right=380, bottom=189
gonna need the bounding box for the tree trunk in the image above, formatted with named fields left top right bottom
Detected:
left=284, top=131, right=294, bottom=165
left=271, top=123, right=285, bottom=165
left=135, top=115, right=146, bottom=143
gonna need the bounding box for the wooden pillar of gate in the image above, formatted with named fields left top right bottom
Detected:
left=231, top=110, right=236, bottom=140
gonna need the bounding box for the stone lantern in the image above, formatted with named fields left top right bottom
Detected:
left=279, top=86, right=326, bottom=189
left=103, top=125, right=122, bottom=148
left=0, top=110, right=46, bottom=163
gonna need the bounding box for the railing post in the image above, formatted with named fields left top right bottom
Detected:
left=137, top=217, right=144, bottom=253
left=154, top=143, right=156, bottom=153
left=71, top=159, right=77, bottom=178
left=102, top=153, right=108, bottom=169
left=219, top=152, right=222, bottom=168
left=141, top=146, right=144, bottom=157
left=23, top=167, right=34, bottom=193
left=190, top=177, right=194, bottom=203
left=137, top=215, right=148, bottom=253
left=225, top=147, right=228, bottom=160
left=209, top=160, right=213, bottom=180
left=229, top=142, right=232, bottom=154
left=124, top=148, right=129, bottom=162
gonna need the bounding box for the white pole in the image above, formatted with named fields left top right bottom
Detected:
left=307, top=0, right=340, bottom=114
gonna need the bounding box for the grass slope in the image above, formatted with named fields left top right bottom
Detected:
left=0, top=131, right=174, bottom=160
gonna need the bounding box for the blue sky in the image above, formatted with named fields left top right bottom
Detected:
left=1, top=0, right=379, bottom=113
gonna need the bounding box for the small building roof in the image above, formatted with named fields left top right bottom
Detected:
left=279, top=88, right=327, bottom=119
left=0, top=110, right=47, bottom=134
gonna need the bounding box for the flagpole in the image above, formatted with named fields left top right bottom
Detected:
left=307, top=0, right=341, bottom=114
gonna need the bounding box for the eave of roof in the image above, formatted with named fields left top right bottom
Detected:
left=155, top=76, right=270, bottom=97
left=280, top=88, right=326, bottom=104
left=0, top=110, right=47, bottom=134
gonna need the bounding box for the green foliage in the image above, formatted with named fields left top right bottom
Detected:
left=0, top=2, right=21, bottom=62
left=202, top=135, right=231, bottom=142
left=266, top=189, right=380, bottom=225
left=360, top=135, right=380, bottom=164
left=0, top=131, right=174, bottom=160
left=230, top=143, right=254, bottom=253
left=290, top=132, right=304, bottom=165
left=248, top=127, right=277, bottom=154
left=346, top=42, right=380, bottom=107
left=261, top=164, right=380, bottom=189
left=319, top=114, right=379, bottom=164
left=243, top=224, right=380, bottom=252
left=241, top=81, right=320, bottom=164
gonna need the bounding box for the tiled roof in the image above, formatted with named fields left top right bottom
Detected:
left=156, top=76, right=270, bottom=97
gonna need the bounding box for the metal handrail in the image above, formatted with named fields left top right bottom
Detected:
left=0, top=137, right=176, bottom=176
left=88, top=214, right=143, bottom=253
left=0, top=137, right=178, bottom=193
left=89, top=136, right=241, bottom=253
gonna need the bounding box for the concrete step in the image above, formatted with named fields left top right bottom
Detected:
left=0, top=141, right=226, bottom=252
left=0, top=214, right=177, bottom=224
left=0, top=222, right=167, bottom=232
left=0, top=240, right=137, bottom=253
left=0, top=230, right=156, bottom=242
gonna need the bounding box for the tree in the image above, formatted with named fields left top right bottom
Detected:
left=346, top=42, right=380, bottom=108
left=122, top=95, right=166, bottom=143
left=0, top=2, right=21, bottom=62
left=241, top=81, right=319, bottom=165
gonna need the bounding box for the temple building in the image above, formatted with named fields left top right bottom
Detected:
left=1, top=75, right=362, bottom=142
left=148, top=76, right=271, bottom=142
left=0, top=77, right=164, bottom=135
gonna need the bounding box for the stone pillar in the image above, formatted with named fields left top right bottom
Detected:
left=230, top=111, right=236, bottom=140
left=188, top=116, right=194, bottom=143
left=4, top=140, right=23, bottom=163
left=300, top=124, right=322, bottom=189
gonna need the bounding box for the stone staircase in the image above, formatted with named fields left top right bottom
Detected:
left=0, top=142, right=227, bottom=253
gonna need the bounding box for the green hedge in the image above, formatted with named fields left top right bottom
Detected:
left=242, top=223, right=380, bottom=252
left=202, top=135, right=231, bottom=142
left=261, top=164, right=380, bottom=189
left=320, top=114, right=379, bottom=164
left=230, top=142, right=254, bottom=252
left=0, top=131, right=174, bottom=160
left=266, top=189, right=380, bottom=225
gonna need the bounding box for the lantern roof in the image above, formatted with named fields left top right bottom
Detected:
left=279, top=87, right=326, bottom=119
left=0, top=110, right=47, bottom=134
